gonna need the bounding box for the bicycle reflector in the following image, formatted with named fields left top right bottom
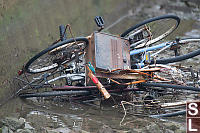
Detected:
left=145, top=52, right=151, bottom=64
left=18, top=69, right=23, bottom=76
left=94, top=16, right=104, bottom=28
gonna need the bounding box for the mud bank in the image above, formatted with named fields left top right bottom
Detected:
left=0, top=98, right=186, bottom=133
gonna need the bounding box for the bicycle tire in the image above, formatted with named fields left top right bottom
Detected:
left=139, top=82, right=200, bottom=117
left=150, top=38, right=200, bottom=64
left=121, top=15, right=180, bottom=48
left=140, top=82, right=200, bottom=92
left=19, top=90, right=90, bottom=98
left=24, top=37, right=89, bottom=74
left=150, top=110, right=186, bottom=118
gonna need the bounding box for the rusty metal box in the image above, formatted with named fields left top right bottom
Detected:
left=85, top=32, right=130, bottom=85
left=86, top=32, right=130, bottom=71
left=94, top=32, right=130, bottom=70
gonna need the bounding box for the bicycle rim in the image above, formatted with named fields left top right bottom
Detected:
left=16, top=69, right=85, bottom=94
left=136, top=82, right=200, bottom=116
left=116, top=65, right=200, bottom=117
left=140, top=82, right=200, bottom=92
left=19, top=90, right=90, bottom=98
left=121, top=15, right=180, bottom=48
left=150, top=38, right=200, bottom=65
left=116, top=88, right=188, bottom=117
left=24, top=37, right=88, bottom=73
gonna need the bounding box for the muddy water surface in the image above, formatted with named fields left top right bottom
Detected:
left=0, top=97, right=186, bottom=132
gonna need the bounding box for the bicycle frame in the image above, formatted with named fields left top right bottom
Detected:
left=44, top=73, right=84, bottom=84
left=130, top=40, right=179, bottom=68
left=130, top=41, right=171, bottom=56
left=17, top=15, right=200, bottom=118
left=16, top=67, right=85, bottom=94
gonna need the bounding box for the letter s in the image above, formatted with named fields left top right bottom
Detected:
left=188, top=103, right=198, bottom=116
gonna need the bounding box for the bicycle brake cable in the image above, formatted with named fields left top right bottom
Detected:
left=66, top=24, right=81, bottom=50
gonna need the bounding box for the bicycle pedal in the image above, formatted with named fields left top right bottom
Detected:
left=94, top=16, right=105, bottom=28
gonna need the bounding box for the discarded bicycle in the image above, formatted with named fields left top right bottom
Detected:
left=15, top=15, right=200, bottom=117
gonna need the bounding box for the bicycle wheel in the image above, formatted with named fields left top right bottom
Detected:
left=131, top=81, right=200, bottom=117
left=14, top=72, right=52, bottom=94
left=116, top=65, right=200, bottom=117
left=140, top=82, right=200, bottom=92
left=19, top=90, right=90, bottom=98
left=24, top=37, right=89, bottom=73
left=116, top=85, right=189, bottom=117
left=121, top=15, right=180, bottom=48
left=15, top=68, right=86, bottom=95
left=150, top=38, right=200, bottom=65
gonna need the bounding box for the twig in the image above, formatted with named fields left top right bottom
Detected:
left=120, top=101, right=134, bottom=126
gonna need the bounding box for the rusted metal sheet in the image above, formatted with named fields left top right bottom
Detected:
left=85, top=34, right=96, bottom=85
left=96, top=72, right=144, bottom=80
left=94, top=32, right=130, bottom=70
left=85, top=32, right=131, bottom=85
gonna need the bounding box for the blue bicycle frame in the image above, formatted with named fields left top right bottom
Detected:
left=130, top=41, right=174, bottom=68
left=130, top=42, right=171, bottom=56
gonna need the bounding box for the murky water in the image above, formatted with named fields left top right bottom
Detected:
left=0, top=97, right=186, bottom=132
